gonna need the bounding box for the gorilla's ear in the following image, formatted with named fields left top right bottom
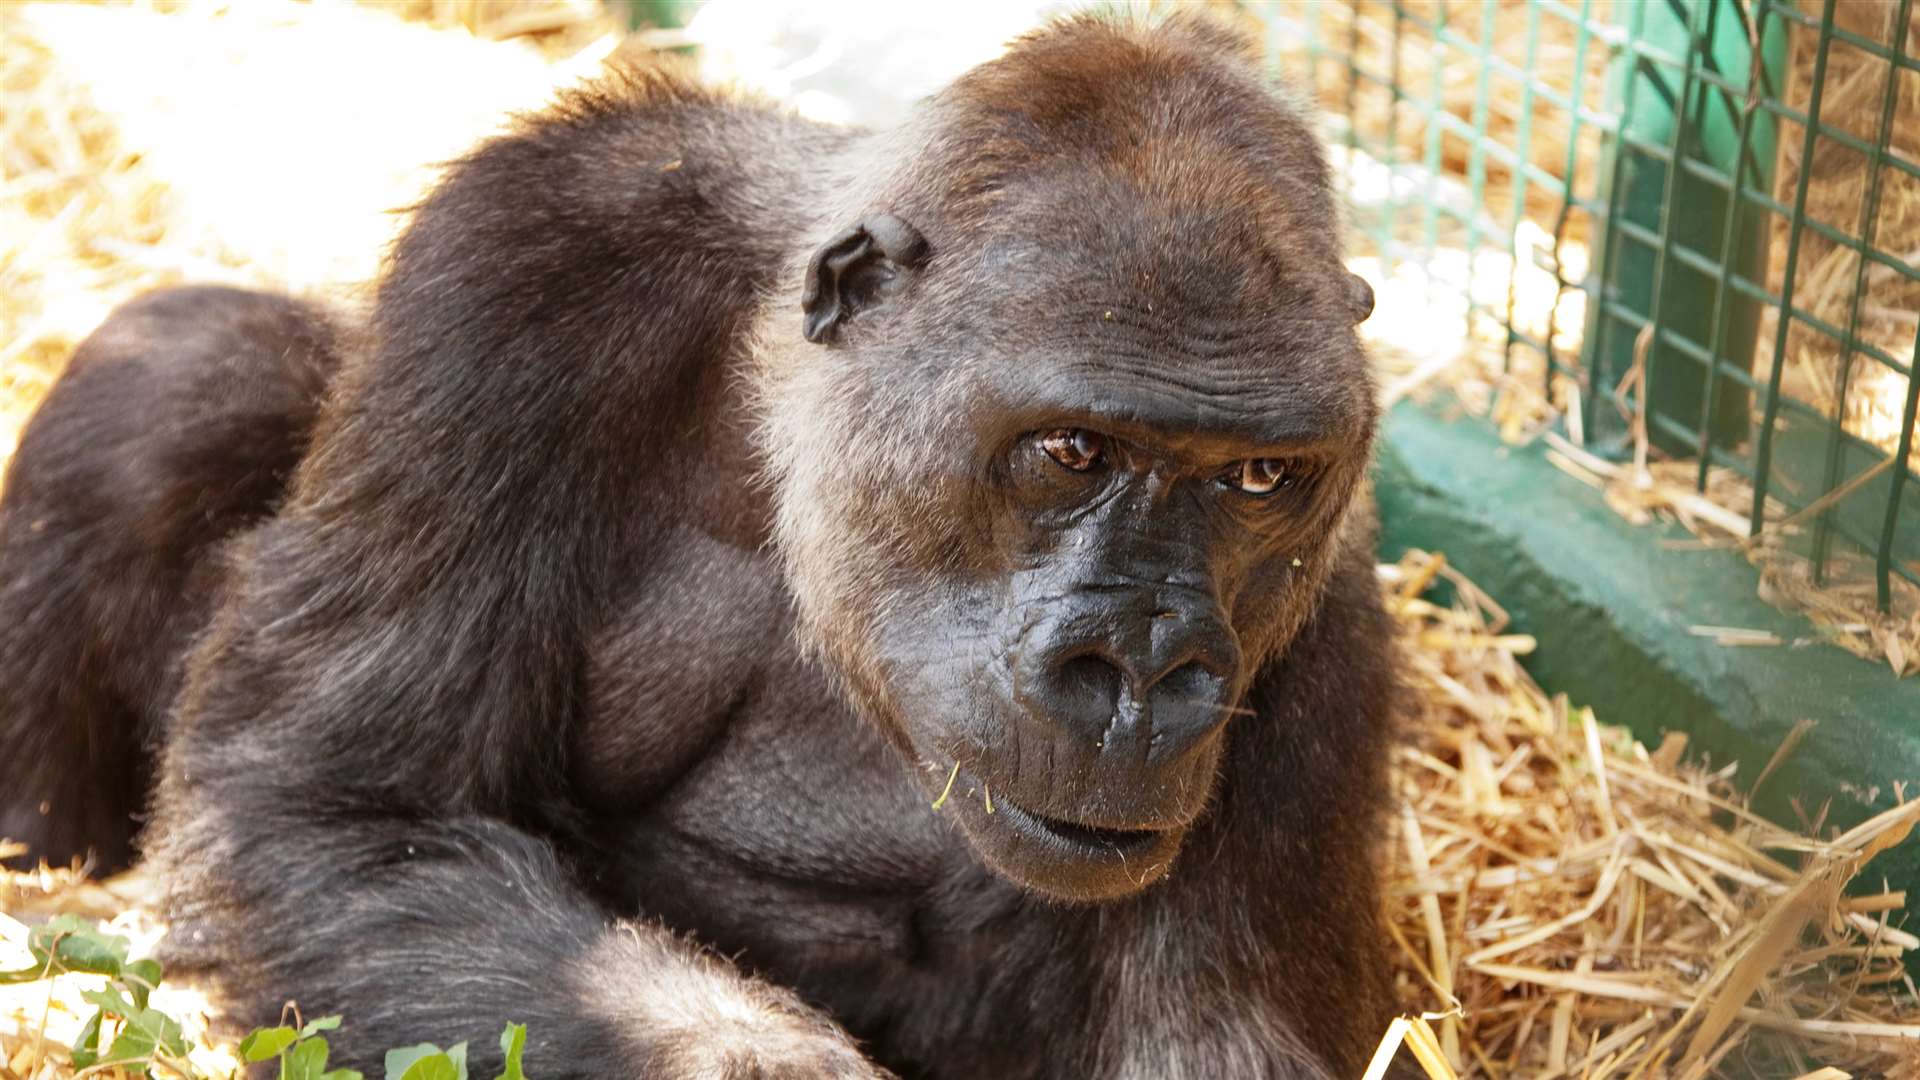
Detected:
left=801, top=214, right=930, bottom=343
left=1344, top=272, right=1375, bottom=324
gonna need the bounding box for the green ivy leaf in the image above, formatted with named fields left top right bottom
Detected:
left=493, top=1023, right=526, bottom=1080
left=386, top=1042, right=467, bottom=1080
left=69, top=1009, right=104, bottom=1070
left=384, top=1043, right=441, bottom=1080
left=320, top=1070, right=367, bottom=1080
left=239, top=1025, right=299, bottom=1062
left=27, top=915, right=129, bottom=977
left=80, top=985, right=137, bottom=1018
left=101, top=1021, right=160, bottom=1073
left=100, top=1005, right=191, bottom=1074
left=301, top=1015, right=345, bottom=1039
left=399, top=1053, right=460, bottom=1080
left=123, top=957, right=164, bottom=1011
left=284, top=1034, right=332, bottom=1080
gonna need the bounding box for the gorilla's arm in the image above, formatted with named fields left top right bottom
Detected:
left=160, top=810, right=880, bottom=1076
left=145, top=79, right=874, bottom=1075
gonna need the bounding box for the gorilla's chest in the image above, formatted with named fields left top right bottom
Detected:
left=596, top=706, right=1046, bottom=1076
left=570, top=529, right=1038, bottom=1062
left=580, top=616, right=976, bottom=958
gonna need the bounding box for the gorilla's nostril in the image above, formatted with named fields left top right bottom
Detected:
left=1056, top=653, right=1125, bottom=712
left=1150, top=661, right=1227, bottom=712
left=1139, top=660, right=1233, bottom=756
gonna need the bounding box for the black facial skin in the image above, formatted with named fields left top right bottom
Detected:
left=875, top=422, right=1342, bottom=901
left=0, top=14, right=1413, bottom=1080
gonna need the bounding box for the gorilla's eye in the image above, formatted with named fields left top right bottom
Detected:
left=1221, top=458, right=1302, bottom=495
left=1040, top=429, right=1106, bottom=472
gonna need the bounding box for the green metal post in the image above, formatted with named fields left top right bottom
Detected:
left=1590, top=0, right=1787, bottom=454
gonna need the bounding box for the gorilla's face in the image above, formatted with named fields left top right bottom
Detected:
left=764, top=152, right=1377, bottom=898
left=859, top=353, right=1373, bottom=900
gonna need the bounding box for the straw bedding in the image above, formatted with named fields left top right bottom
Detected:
left=1369, top=548, right=1920, bottom=1077
left=3, top=4, right=1918, bottom=1078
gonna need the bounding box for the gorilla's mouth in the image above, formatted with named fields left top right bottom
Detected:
left=939, top=766, right=1187, bottom=901
left=991, top=796, right=1163, bottom=858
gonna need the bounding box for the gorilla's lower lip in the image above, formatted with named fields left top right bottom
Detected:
left=990, top=795, right=1164, bottom=857
left=935, top=765, right=1189, bottom=899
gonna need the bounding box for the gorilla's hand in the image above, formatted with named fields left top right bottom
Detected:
left=652, top=1016, right=891, bottom=1079
left=580, top=923, right=892, bottom=1079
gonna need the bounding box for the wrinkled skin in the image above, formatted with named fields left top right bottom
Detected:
left=0, top=14, right=1408, bottom=1080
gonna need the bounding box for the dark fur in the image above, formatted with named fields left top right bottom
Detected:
left=0, top=286, right=338, bottom=870
left=0, top=16, right=1405, bottom=1079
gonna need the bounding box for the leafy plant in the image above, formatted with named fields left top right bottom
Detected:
left=384, top=1041, right=466, bottom=1080
left=2, top=914, right=531, bottom=1080
left=383, top=1023, right=526, bottom=1080
left=0, top=914, right=193, bottom=1077
left=240, top=1013, right=361, bottom=1080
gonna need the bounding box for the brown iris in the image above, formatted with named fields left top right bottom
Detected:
left=1040, top=429, right=1105, bottom=472
left=1221, top=458, right=1299, bottom=495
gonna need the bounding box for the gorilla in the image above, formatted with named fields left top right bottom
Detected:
left=0, top=14, right=1403, bottom=1078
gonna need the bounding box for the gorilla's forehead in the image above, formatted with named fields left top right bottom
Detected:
left=983, top=327, right=1373, bottom=454
left=903, top=14, right=1342, bottom=285
left=884, top=15, right=1377, bottom=453
left=939, top=121, right=1353, bottom=324
left=910, top=231, right=1372, bottom=453
left=951, top=226, right=1371, bottom=429
left=978, top=193, right=1348, bottom=326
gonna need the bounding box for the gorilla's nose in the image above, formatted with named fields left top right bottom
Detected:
left=1019, top=594, right=1239, bottom=758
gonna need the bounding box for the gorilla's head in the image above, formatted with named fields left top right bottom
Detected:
left=757, top=14, right=1378, bottom=901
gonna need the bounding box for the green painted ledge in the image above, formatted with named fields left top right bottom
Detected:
left=1375, top=398, right=1920, bottom=891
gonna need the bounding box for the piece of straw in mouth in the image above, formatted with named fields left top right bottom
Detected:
left=930, top=761, right=960, bottom=811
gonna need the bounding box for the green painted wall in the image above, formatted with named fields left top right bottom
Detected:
left=1376, top=400, right=1920, bottom=890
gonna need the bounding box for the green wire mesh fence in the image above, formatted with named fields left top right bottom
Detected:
left=1259, top=0, right=1919, bottom=630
